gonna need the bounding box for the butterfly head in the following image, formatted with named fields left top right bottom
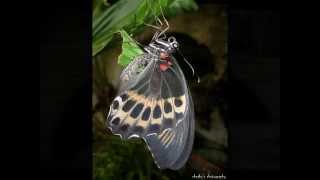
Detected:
left=153, top=36, right=179, bottom=54
left=167, top=36, right=179, bottom=52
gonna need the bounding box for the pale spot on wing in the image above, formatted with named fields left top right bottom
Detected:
left=116, top=91, right=147, bottom=127
left=109, top=91, right=187, bottom=139
left=136, top=119, right=149, bottom=129
left=127, top=90, right=145, bottom=102
left=124, top=115, right=137, bottom=125
left=108, top=95, right=129, bottom=126
left=162, top=130, right=175, bottom=147
left=174, top=95, right=186, bottom=113
left=136, top=105, right=151, bottom=129
left=136, top=98, right=154, bottom=127
left=151, top=100, right=162, bottom=124
left=159, top=128, right=170, bottom=140
left=165, top=133, right=175, bottom=147
left=163, top=98, right=174, bottom=119
left=151, top=118, right=162, bottom=124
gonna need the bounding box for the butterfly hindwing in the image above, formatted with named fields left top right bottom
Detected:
left=143, top=57, right=194, bottom=170
left=144, top=89, right=194, bottom=170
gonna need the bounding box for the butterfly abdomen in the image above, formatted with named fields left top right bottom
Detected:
left=159, top=52, right=173, bottom=72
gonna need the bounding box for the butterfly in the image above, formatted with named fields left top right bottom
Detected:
left=106, top=32, right=195, bottom=170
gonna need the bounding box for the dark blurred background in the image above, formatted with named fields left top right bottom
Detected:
left=227, top=9, right=280, bottom=177
left=40, top=1, right=279, bottom=179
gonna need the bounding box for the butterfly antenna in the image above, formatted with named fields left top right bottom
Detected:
left=156, top=1, right=169, bottom=39
left=153, top=0, right=165, bottom=28
left=177, top=49, right=201, bottom=83
left=128, top=15, right=145, bottom=49
left=144, top=0, right=162, bottom=29
left=144, top=23, right=162, bottom=30
left=159, top=2, right=169, bottom=30
left=144, top=0, right=164, bottom=42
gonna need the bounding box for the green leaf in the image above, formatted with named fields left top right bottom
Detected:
left=117, top=30, right=144, bottom=66
left=92, top=0, right=146, bottom=56
left=93, top=0, right=110, bottom=18
left=167, top=0, right=198, bottom=16
left=92, top=0, right=198, bottom=57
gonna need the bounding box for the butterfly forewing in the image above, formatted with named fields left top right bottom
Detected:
left=107, top=53, right=194, bottom=170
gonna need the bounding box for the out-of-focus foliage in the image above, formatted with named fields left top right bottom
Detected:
left=94, top=137, right=157, bottom=180
left=92, top=0, right=198, bottom=57
left=166, top=0, right=198, bottom=16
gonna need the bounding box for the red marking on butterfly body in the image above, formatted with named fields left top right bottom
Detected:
left=159, top=52, right=173, bottom=72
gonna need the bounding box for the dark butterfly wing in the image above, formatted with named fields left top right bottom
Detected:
left=107, top=54, right=194, bottom=170
left=144, top=88, right=195, bottom=170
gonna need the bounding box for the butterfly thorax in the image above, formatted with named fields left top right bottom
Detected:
left=144, top=36, right=179, bottom=72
